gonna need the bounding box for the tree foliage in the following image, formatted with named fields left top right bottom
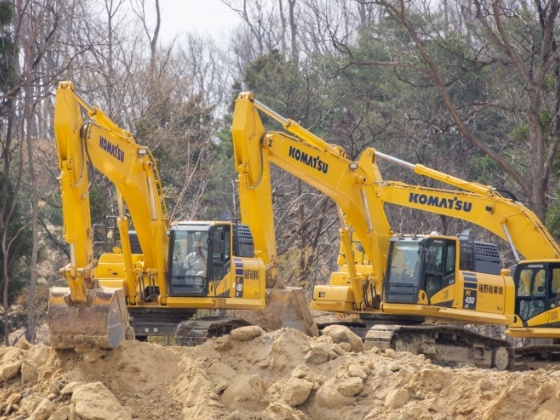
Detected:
left=0, top=173, right=33, bottom=343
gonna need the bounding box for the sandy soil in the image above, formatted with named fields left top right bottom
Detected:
left=1, top=325, right=560, bottom=420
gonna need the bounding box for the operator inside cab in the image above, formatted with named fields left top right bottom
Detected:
left=183, top=240, right=207, bottom=277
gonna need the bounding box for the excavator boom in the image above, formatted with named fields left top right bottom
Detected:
left=371, top=151, right=560, bottom=261
left=50, top=82, right=135, bottom=349
left=232, top=92, right=393, bottom=310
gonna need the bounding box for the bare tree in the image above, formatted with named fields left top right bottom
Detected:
left=0, top=0, right=63, bottom=343
left=131, top=0, right=161, bottom=67
left=20, top=0, right=73, bottom=342
left=368, top=0, right=560, bottom=220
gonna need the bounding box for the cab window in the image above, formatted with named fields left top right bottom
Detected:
left=551, top=269, right=560, bottom=297
left=444, top=244, right=455, bottom=275
left=425, top=243, right=443, bottom=275
left=517, top=269, right=531, bottom=297
left=533, top=269, right=546, bottom=296
left=210, top=226, right=231, bottom=280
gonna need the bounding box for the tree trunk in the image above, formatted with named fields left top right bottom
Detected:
left=24, top=81, right=39, bottom=343
left=527, top=86, right=547, bottom=221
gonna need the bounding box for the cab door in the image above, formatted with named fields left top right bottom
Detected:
left=208, top=224, right=231, bottom=282
left=423, top=238, right=456, bottom=305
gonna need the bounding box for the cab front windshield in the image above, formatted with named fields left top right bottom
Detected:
left=171, top=230, right=209, bottom=277
left=388, top=241, right=421, bottom=284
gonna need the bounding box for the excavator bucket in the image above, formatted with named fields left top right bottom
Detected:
left=48, top=286, right=133, bottom=349
left=234, top=287, right=319, bottom=336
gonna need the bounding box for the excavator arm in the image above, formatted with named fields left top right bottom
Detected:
left=49, top=81, right=169, bottom=349
left=368, top=151, right=560, bottom=261
left=232, top=92, right=393, bottom=310
left=376, top=181, right=560, bottom=260
left=64, top=85, right=170, bottom=295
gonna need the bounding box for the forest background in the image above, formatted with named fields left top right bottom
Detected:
left=0, top=0, right=559, bottom=345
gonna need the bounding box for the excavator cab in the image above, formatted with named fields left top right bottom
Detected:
left=512, top=262, right=560, bottom=324
left=167, top=221, right=256, bottom=298
left=385, top=232, right=507, bottom=310
left=384, top=235, right=458, bottom=304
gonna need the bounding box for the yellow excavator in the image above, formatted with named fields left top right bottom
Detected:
left=231, top=91, right=560, bottom=369
left=346, top=153, right=560, bottom=369
left=48, top=82, right=316, bottom=349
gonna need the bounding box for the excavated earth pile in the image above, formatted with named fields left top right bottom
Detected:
left=1, top=325, right=560, bottom=420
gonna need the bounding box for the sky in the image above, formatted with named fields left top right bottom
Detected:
left=159, top=0, right=242, bottom=42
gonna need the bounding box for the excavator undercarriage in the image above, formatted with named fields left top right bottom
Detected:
left=175, top=316, right=253, bottom=346
left=126, top=288, right=318, bottom=346
left=315, top=314, right=512, bottom=370
left=364, top=323, right=560, bottom=371
left=364, top=323, right=512, bottom=370
left=316, top=312, right=560, bottom=370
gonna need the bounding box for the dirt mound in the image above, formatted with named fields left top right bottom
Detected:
left=1, top=326, right=560, bottom=419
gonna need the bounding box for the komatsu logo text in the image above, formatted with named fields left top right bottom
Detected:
left=288, top=146, right=329, bottom=174
left=99, top=136, right=124, bottom=162
left=409, top=193, right=472, bottom=212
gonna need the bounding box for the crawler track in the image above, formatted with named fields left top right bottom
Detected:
left=512, top=344, right=560, bottom=370
left=175, top=316, right=252, bottom=346
left=363, top=324, right=512, bottom=370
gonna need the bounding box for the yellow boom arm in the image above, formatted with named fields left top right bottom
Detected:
left=232, top=92, right=393, bottom=307
left=50, top=81, right=170, bottom=348
left=55, top=81, right=170, bottom=300
left=370, top=151, right=560, bottom=261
